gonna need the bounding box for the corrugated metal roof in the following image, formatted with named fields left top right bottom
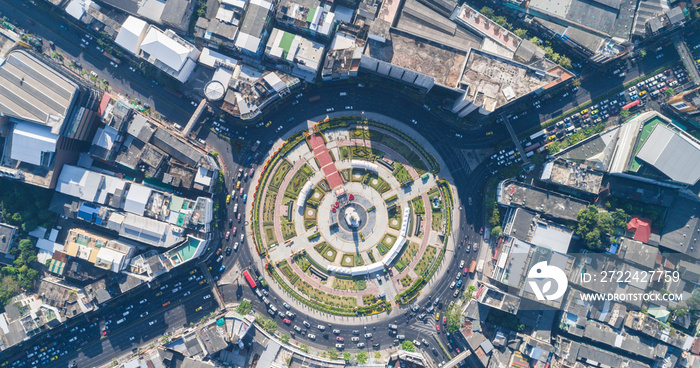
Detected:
left=636, top=124, right=700, bottom=185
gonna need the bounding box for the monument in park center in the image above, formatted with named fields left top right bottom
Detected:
left=344, top=207, right=361, bottom=229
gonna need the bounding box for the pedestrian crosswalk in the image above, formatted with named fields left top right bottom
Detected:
left=410, top=319, right=437, bottom=334
left=451, top=150, right=471, bottom=175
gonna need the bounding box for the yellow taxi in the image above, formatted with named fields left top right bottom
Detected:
left=196, top=306, right=203, bottom=312
left=435, top=312, right=440, bottom=321
left=226, top=195, right=231, bottom=204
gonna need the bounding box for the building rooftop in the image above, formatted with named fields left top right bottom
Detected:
left=115, top=15, right=148, bottom=54
left=395, top=0, right=481, bottom=52
left=497, top=180, right=589, bottom=221
left=363, top=30, right=468, bottom=88
left=368, top=0, right=402, bottom=41
left=454, top=4, right=521, bottom=52
left=504, top=208, right=573, bottom=254
left=0, top=222, right=16, bottom=255
left=235, top=0, right=272, bottom=53
left=617, top=237, right=658, bottom=269
left=636, top=123, right=700, bottom=185
left=160, top=0, right=193, bottom=31
left=541, top=159, right=603, bottom=194
left=460, top=50, right=562, bottom=112
left=656, top=198, right=700, bottom=259
left=117, top=212, right=184, bottom=248
left=55, top=165, right=127, bottom=205
left=0, top=51, right=78, bottom=133
left=151, top=128, right=203, bottom=167
left=276, top=0, right=334, bottom=37
left=140, top=26, right=197, bottom=73
left=265, top=28, right=325, bottom=80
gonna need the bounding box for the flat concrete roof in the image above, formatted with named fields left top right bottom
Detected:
left=363, top=30, right=467, bottom=88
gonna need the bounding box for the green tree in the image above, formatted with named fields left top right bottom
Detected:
left=480, top=6, right=495, bottom=18
left=446, top=305, right=462, bottom=333
left=572, top=78, right=581, bottom=87
left=598, top=212, right=614, bottom=235
left=491, top=226, right=503, bottom=239
left=665, top=87, right=675, bottom=97
left=329, top=349, right=339, bottom=360
left=547, top=141, right=561, bottom=154
left=355, top=351, right=368, bottom=364
left=620, top=108, right=630, bottom=118
left=463, top=284, right=476, bottom=301
left=343, top=352, right=352, bottom=361
left=639, top=49, right=647, bottom=58
left=236, top=300, right=253, bottom=315
left=280, top=334, right=290, bottom=344
left=514, top=29, right=528, bottom=38
left=299, top=343, right=309, bottom=353
left=402, top=340, right=416, bottom=352
left=612, top=208, right=627, bottom=228
left=529, top=36, right=541, bottom=45
left=488, top=206, right=500, bottom=227
left=374, top=351, right=381, bottom=359
left=559, top=55, right=572, bottom=69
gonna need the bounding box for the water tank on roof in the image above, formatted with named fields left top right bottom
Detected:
left=204, top=80, right=225, bottom=101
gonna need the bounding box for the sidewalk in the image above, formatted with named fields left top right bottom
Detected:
left=242, top=112, right=461, bottom=324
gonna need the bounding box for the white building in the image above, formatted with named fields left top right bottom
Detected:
left=115, top=16, right=200, bottom=83
left=265, top=28, right=325, bottom=82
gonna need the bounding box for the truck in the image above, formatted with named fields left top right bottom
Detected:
left=468, top=260, right=477, bottom=274
left=251, top=140, right=261, bottom=152
left=308, top=95, right=321, bottom=103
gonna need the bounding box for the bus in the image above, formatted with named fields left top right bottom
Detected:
left=243, top=270, right=257, bottom=289
left=622, top=100, right=641, bottom=111
left=529, top=129, right=547, bottom=142
left=524, top=142, right=541, bottom=152
left=468, top=260, right=477, bottom=274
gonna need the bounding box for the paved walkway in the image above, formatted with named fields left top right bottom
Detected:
left=392, top=191, right=434, bottom=291
left=243, top=113, right=462, bottom=324
left=308, top=132, right=343, bottom=189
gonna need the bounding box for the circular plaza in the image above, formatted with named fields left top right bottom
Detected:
left=250, top=116, right=456, bottom=316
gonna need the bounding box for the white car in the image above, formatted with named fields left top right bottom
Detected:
left=283, top=303, right=291, bottom=310
left=345, top=106, right=353, bottom=110
left=308, top=334, right=316, bottom=340
left=326, top=107, right=334, bottom=112
left=203, top=295, right=211, bottom=299
left=411, top=119, right=418, bottom=124
left=276, top=126, right=283, bottom=132
left=455, top=133, right=463, bottom=138
left=317, top=325, right=326, bottom=331
left=149, top=320, right=157, bottom=326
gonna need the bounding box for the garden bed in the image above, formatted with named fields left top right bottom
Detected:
left=414, top=246, right=437, bottom=277
left=314, top=242, right=338, bottom=262
left=411, top=196, right=425, bottom=215
left=393, top=163, right=413, bottom=186
left=340, top=253, right=356, bottom=267
left=269, top=159, right=293, bottom=191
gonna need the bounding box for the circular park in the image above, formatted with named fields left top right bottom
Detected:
left=250, top=116, right=456, bottom=316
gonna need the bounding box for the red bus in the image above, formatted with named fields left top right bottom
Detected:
left=243, top=270, right=257, bottom=288
left=524, top=142, right=540, bottom=152
left=469, top=260, right=477, bottom=274
left=622, top=100, right=641, bottom=110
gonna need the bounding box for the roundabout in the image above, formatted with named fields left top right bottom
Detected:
left=250, top=116, right=458, bottom=316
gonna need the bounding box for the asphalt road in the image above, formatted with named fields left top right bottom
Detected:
left=0, top=267, right=218, bottom=368
left=0, top=3, right=694, bottom=367
left=0, top=0, right=197, bottom=126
